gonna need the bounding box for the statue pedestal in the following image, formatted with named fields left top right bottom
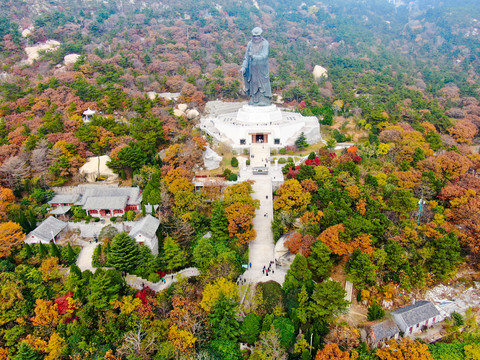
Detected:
left=199, top=102, right=322, bottom=151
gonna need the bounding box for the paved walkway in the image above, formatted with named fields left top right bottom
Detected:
left=76, top=240, right=100, bottom=272
left=126, top=267, right=200, bottom=291
left=239, top=144, right=288, bottom=285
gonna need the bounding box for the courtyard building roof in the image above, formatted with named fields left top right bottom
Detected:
left=391, top=300, right=440, bottom=329
left=129, top=215, right=160, bottom=239
left=83, top=196, right=128, bottom=210
left=26, top=216, right=67, bottom=243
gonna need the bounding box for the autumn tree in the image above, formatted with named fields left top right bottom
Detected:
left=225, top=202, right=256, bottom=245
left=376, top=338, right=434, bottom=360
left=250, top=327, right=287, bottom=360
left=274, top=179, right=311, bottom=214
left=0, top=187, right=14, bottom=221
left=0, top=222, right=24, bottom=258
left=315, top=343, right=350, bottom=360
left=200, top=277, right=239, bottom=313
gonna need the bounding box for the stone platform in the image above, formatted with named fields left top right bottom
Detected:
left=199, top=102, right=321, bottom=150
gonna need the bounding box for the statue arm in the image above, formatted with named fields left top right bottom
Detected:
left=241, top=43, right=251, bottom=73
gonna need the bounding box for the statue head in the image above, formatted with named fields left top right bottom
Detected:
left=251, top=27, right=263, bottom=43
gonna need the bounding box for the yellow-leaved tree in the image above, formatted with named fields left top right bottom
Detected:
left=274, top=179, right=311, bottom=214
left=376, top=338, right=433, bottom=360
left=0, top=221, right=24, bottom=258
left=200, top=277, right=239, bottom=312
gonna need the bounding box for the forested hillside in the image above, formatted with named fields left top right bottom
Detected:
left=0, top=0, right=479, bottom=359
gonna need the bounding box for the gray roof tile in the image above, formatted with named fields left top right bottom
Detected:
left=370, top=319, right=400, bottom=341
left=129, top=215, right=160, bottom=240
left=391, top=300, right=440, bottom=328
left=26, top=216, right=67, bottom=242
left=83, top=196, right=128, bottom=210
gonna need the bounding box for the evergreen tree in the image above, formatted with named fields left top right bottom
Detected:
left=345, top=250, right=378, bottom=289
left=295, top=132, right=309, bottom=150
left=66, top=243, right=76, bottom=265
left=210, top=201, right=230, bottom=251
left=208, top=294, right=240, bottom=341
left=38, top=242, right=48, bottom=258
left=161, top=236, right=187, bottom=272
left=309, top=280, right=349, bottom=323
left=241, top=313, right=261, bottom=344
left=13, top=343, right=42, bottom=360
left=107, top=232, right=140, bottom=273
left=283, top=254, right=313, bottom=294
left=50, top=242, right=61, bottom=260
left=308, top=241, right=333, bottom=281
left=193, top=236, right=215, bottom=271
left=87, top=269, right=124, bottom=311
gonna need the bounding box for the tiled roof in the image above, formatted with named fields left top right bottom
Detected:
left=83, top=196, right=128, bottom=210
left=75, top=186, right=141, bottom=206
left=26, top=217, right=67, bottom=242
left=391, top=300, right=440, bottom=328
left=48, top=194, right=79, bottom=205
left=370, top=319, right=400, bottom=341
left=129, top=215, right=160, bottom=240
left=49, top=206, right=71, bottom=215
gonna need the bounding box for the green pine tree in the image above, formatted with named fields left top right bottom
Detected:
left=295, top=132, right=309, bottom=150
left=308, top=241, right=333, bottom=281
left=283, top=254, right=313, bottom=294
left=210, top=201, right=230, bottom=252
left=107, top=232, right=140, bottom=273
left=38, top=242, right=48, bottom=258
left=66, top=243, right=76, bottom=265
left=240, top=313, right=261, bottom=344
left=208, top=294, right=240, bottom=341
left=50, top=242, right=61, bottom=260
left=193, top=236, right=215, bottom=271
left=161, top=236, right=187, bottom=272
left=87, top=269, right=123, bottom=311
left=13, top=343, right=42, bottom=360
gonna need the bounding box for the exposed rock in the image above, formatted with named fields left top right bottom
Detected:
left=21, top=28, right=33, bottom=37
left=312, top=65, right=328, bottom=81
left=186, top=109, right=199, bottom=119
left=157, top=92, right=180, bottom=101
left=64, top=53, right=81, bottom=65
left=79, top=155, right=118, bottom=183
left=24, top=40, right=60, bottom=65
left=177, top=103, right=188, bottom=112
left=173, top=109, right=184, bottom=117
left=203, top=147, right=222, bottom=170
left=147, top=91, right=157, bottom=100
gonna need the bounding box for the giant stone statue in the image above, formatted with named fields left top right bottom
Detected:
left=240, top=27, right=272, bottom=106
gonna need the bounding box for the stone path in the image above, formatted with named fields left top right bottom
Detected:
left=126, top=267, right=200, bottom=291
left=239, top=144, right=288, bottom=286
left=76, top=240, right=100, bottom=272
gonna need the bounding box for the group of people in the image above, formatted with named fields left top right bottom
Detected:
left=262, top=261, right=275, bottom=276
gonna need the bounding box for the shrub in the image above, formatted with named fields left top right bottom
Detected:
left=279, top=148, right=287, bottom=155
left=451, top=312, right=464, bottom=326
left=110, top=217, right=117, bottom=222
left=228, top=173, right=238, bottom=181
left=231, top=157, right=239, bottom=167
left=148, top=272, right=161, bottom=283
left=367, top=304, right=385, bottom=321
left=246, top=159, right=250, bottom=166
left=278, top=158, right=286, bottom=164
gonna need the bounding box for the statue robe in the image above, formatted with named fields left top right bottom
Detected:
left=242, top=38, right=272, bottom=98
